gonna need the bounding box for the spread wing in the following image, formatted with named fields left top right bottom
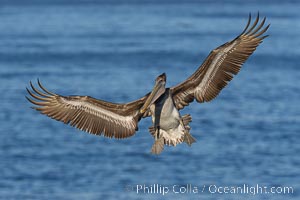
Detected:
left=171, top=13, right=270, bottom=110
left=26, top=80, right=150, bottom=139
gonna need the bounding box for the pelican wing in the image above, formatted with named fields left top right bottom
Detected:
left=26, top=80, right=149, bottom=139
left=171, top=13, right=270, bottom=110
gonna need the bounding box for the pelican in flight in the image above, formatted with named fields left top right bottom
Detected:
left=26, top=14, right=269, bottom=154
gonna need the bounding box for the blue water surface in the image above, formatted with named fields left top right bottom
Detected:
left=0, top=1, right=299, bottom=199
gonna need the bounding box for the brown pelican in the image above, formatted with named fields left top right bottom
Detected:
left=26, top=14, right=269, bottom=154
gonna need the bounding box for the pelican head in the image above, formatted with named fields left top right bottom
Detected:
left=140, top=73, right=166, bottom=114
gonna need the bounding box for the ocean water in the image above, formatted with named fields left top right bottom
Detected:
left=0, top=1, right=299, bottom=199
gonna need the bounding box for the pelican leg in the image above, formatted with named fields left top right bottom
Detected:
left=180, top=118, right=196, bottom=146
left=154, top=126, right=159, bottom=140
left=151, top=126, right=164, bottom=154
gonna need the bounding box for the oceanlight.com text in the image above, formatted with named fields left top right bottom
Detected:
left=124, top=184, right=294, bottom=196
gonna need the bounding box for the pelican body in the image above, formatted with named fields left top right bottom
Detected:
left=26, top=13, right=269, bottom=154
left=140, top=73, right=196, bottom=154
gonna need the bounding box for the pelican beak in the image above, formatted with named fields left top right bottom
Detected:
left=140, top=80, right=165, bottom=114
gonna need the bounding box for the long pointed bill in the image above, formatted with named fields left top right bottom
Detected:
left=140, top=81, right=165, bottom=114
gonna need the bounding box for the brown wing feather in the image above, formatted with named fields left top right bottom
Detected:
left=26, top=80, right=150, bottom=139
left=171, top=13, right=270, bottom=110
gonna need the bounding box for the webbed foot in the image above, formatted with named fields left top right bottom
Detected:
left=184, top=132, right=196, bottom=146
left=151, top=137, right=164, bottom=154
